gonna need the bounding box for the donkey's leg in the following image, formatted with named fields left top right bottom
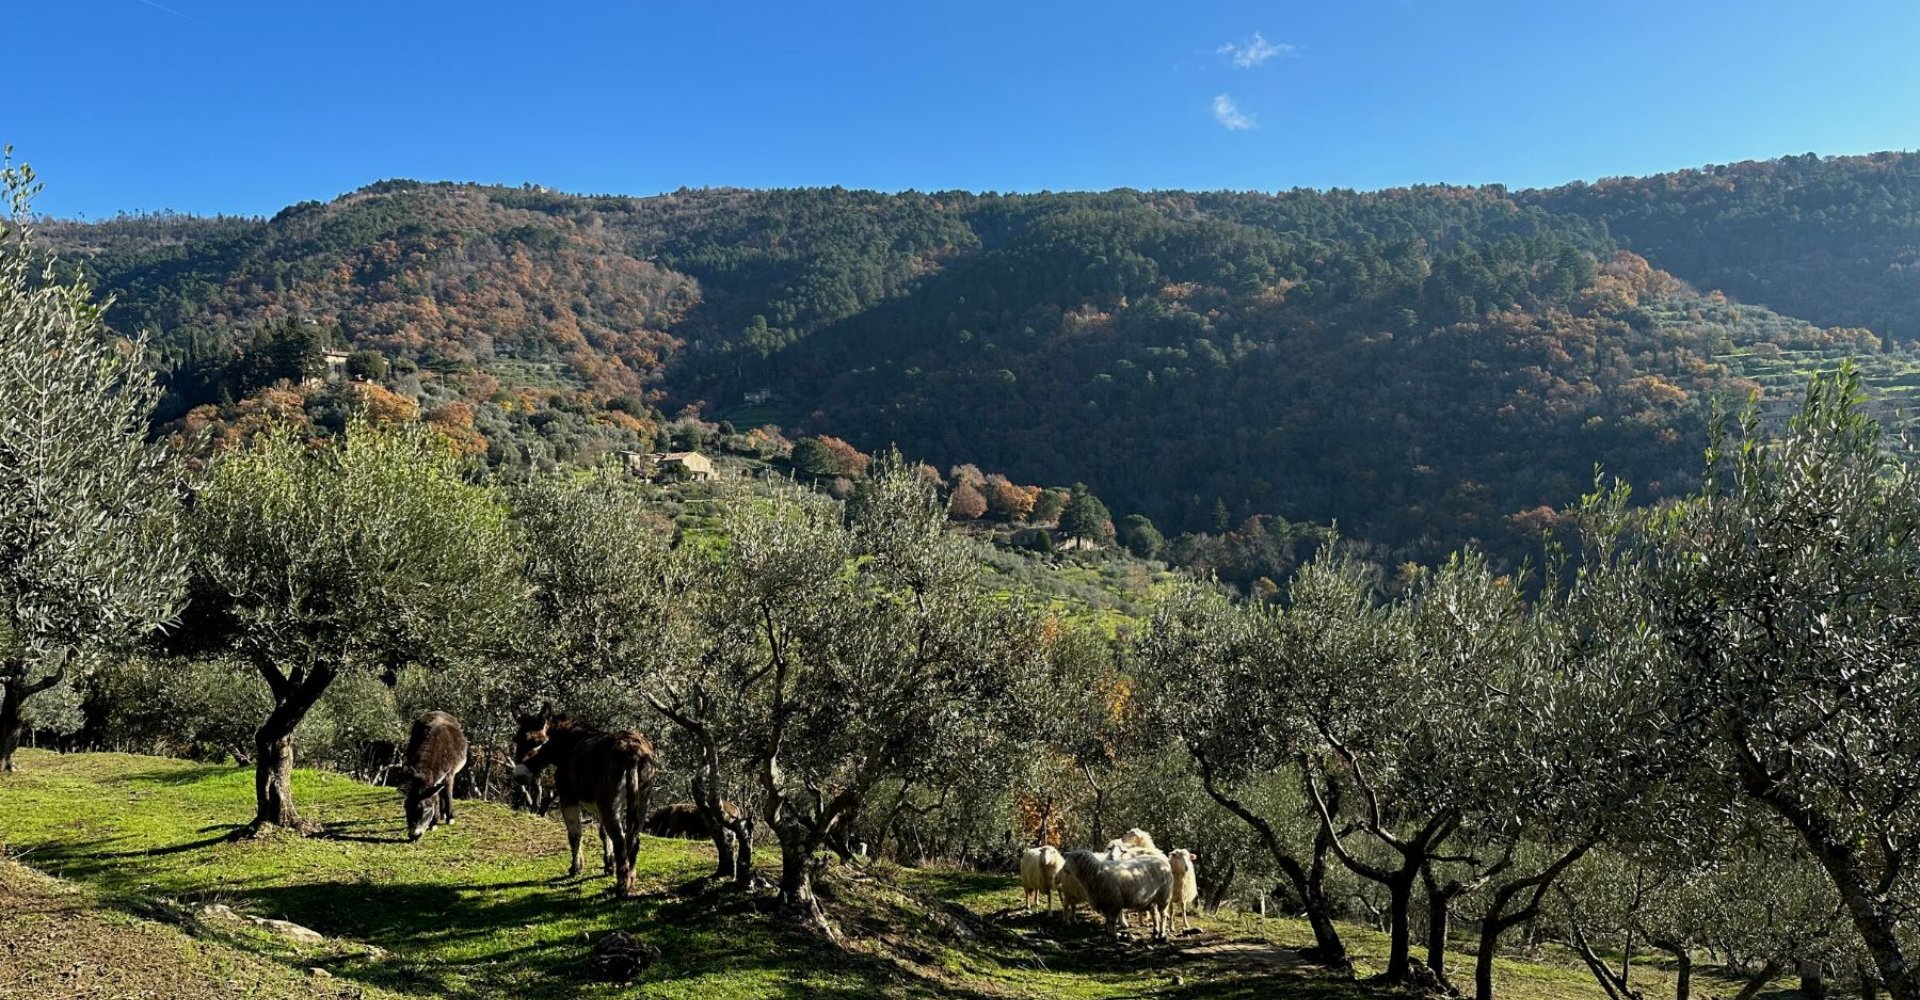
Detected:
left=440, top=775, right=456, bottom=826
left=599, top=787, right=633, bottom=896
left=560, top=801, right=585, bottom=877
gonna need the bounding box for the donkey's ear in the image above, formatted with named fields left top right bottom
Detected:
left=538, top=700, right=553, bottom=719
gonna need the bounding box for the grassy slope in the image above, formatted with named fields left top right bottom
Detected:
left=0, top=751, right=1779, bottom=1000
left=0, top=858, right=396, bottom=1000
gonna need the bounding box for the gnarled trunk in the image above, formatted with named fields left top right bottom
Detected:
left=249, top=658, right=333, bottom=832
left=776, top=823, right=816, bottom=911
left=1195, top=751, right=1348, bottom=968
left=693, top=753, right=737, bottom=881
left=730, top=815, right=755, bottom=888
left=254, top=731, right=298, bottom=827
left=0, top=680, right=23, bottom=773
left=1, top=664, right=65, bottom=774
left=1651, top=940, right=1691, bottom=1000
left=1737, top=745, right=1920, bottom=1000
left=710, top=826, right=736, bottom=879
left=1384, top=873, right=1417, bottom=981
left=1472, top=842, right=1594, bottom=1000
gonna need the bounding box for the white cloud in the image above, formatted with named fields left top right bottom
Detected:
left=1217, top=31, right=1293, bottom=69
left=1211, top=94, right=1257, bottom=131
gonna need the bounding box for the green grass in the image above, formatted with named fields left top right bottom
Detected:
left=0, top=750, right=1801, bottom=1000
left=0, top=751, right=1358, bottom=998
left=0, top=751, right=895, bottom=998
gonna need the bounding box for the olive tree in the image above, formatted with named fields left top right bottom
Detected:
left=1558, top=818, right=1862, bottom=1000
left=1045, top=624, right=1155, bottom=847
left=1290, top=553, right=1531, bottom=986
left=189, top=422, right=524, bottom=831
left=1637, top=368, right=1920, bottom=1000
left=513, top=469, right=676, bottom=724
left=1443, top=511, right=1689, bottom=1000
left=0, top=153, right=186, bottom=772
left=1138, top=561, right=1378, bottom=967
left=681, top=460, right=1028, bottom=928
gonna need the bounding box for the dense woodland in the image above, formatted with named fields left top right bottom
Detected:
left=42, top=152, right=1920, bottom=569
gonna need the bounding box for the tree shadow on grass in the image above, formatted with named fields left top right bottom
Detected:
left=237, top=877, right=974, bottom=999
left=99, top=828, right=248, bottom=858
left=15, top=829, right=1380, bottom=1000
left=969, top=898, right=1370, bottom=1000
left=315, top=817, right=408, bottom=845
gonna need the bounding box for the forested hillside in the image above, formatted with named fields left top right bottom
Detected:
left=1526, top=151, right=1920, bottom=338
left=45, top=152, right=1920, bottom=564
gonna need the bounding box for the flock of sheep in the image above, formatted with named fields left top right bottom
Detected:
left=1019, top=828, right=1200, bottom=942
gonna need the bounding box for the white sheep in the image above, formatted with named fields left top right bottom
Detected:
left=1061, top=848, right=1173, bottom=941
left=1019, top=845, right=1066, bottom=912
left=1167, top=848, right=1200, bottom=933
left=1056, top=857, right=1092, bottom=919
left=1105, top=838, right=1166, bottom=861
left=1097, top=829, right=1168, bottom=928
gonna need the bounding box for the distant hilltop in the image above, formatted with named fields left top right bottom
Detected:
left=42, top=150, right=1920, bottom=568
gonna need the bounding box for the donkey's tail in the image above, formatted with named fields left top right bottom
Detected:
left=625, top=751, right=657, bottom=860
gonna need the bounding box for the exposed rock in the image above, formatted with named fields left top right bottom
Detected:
left=196, top=903, right=327, bottom=945
left=256, top=918, right=326, bottom=945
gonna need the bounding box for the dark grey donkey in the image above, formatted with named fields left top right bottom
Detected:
left=398, top=711, right=469, bottom=841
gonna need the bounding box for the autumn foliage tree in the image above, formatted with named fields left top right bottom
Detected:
left=982, top=475, right=1038, bottom=522
left=947, top=482, right=987, bottom=520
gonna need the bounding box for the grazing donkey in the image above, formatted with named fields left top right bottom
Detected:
left=512, top=705, right=660, bottom=896
left=644, top=800, right=742, bottom=840
left=399, top=711, right=469, bottom=842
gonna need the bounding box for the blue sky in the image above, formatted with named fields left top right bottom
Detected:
left=13, top=0, right=1920, bottom=218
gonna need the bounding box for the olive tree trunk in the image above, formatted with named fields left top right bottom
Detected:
left=1652, top=939, right=1692, bottom=1000
left=0, top=680, right=24, bottom=774
left=0, top=668, right=65, bottom=774
left=1737, top=746, right=1920, bottom=1000
left=249, top=657, right=335, bottom=832
left=1194, top=752, right=1348, bottom=967
left=1472, top=842, right=1594, bottom=1000
left=647, top=693, right=756, bottom=886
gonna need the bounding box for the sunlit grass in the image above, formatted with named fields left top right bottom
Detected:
left=0, top=750, right=1804, bottom=1000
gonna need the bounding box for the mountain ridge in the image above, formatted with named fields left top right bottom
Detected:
left=40, top=151, right=1920, bottom=565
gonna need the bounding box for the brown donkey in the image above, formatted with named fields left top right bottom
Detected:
left=398, top=711, right=469, bottom=842
left=512, top=705, right=660, bottom=896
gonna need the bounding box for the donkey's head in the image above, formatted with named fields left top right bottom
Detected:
left=382, top=763, right=444, bottom=841
left=511, top=702, right=557, bottom=781
left=401, top=779, right=439, bottom=842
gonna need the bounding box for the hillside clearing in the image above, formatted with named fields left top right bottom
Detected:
left=0, top=751, right=1785, bottom=1000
